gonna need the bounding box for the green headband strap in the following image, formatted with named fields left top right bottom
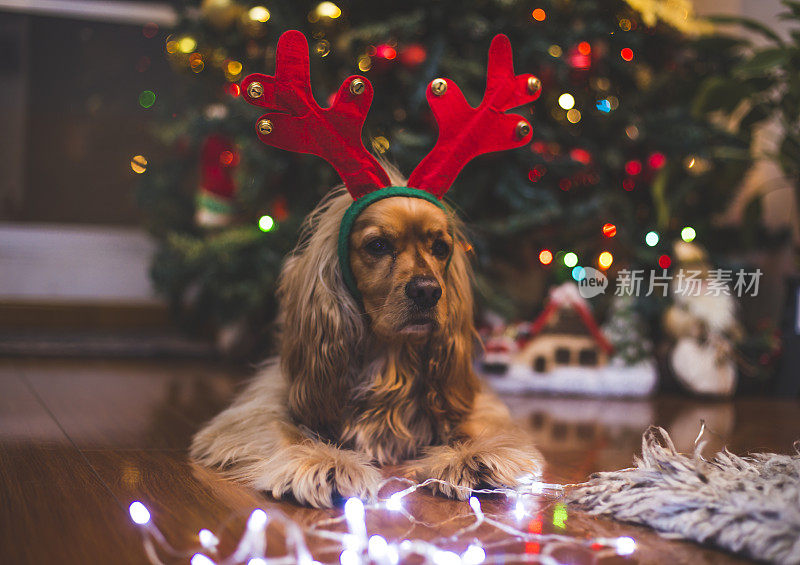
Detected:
left=337, top=186, right=450, bottom=298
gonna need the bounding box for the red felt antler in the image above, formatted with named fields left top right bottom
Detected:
left=408, top=34, right=542, bottom=198
left=240, top=30, right=389, bottom=199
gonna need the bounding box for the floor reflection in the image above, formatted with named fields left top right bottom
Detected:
left=502, top=394, right=741, bottom=481
left=1, top=359, right=241, bottom=448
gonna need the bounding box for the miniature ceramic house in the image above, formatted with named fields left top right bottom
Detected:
left=516, top=284, right=613, bottom=373
left=481, top=334, right=518, bottom=375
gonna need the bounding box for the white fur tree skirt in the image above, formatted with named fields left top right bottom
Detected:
left=567, top=427, right=800, bottom=564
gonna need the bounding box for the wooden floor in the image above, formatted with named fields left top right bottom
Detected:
left=1, top=358, right=798, bottom=564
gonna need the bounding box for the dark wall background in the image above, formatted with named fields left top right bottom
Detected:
left=0, top=12, right=179, bottom=225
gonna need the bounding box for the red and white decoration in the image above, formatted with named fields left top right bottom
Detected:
left=196, top=133, right=239, bottom=228
left=480, top=284, right=657, bottom=398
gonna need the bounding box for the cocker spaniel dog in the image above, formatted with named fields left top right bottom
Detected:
left=191, top=30, right=543, bottom=508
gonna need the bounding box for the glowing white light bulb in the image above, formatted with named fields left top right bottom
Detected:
left=433, top=549, right=462, bottom=565
left=258, top=215, right=275, bottom=232
left=316, top=1, right=342, bottom=19
left=340, top=548, right=360, bottom=565
left=248, top=6, right=270, bottom=22
left=297, top=550, right=315, bottom=565
left=128, top=501, right=151, bottom=525
left=616, top=536, right=636, bottom=555
left=344, top=497, right=367, bottom=550
left=514, top=499, right=526, bottom=521
left=247, top=509, right=268, bottom=532
left=198, top=529, right=219, bottom=549
left=343, top=533, right=360, bottom=551
left=248, top=559, right=267, bottom=565
left=386, top=493, right=403, bottom=511
left=468, top=496, right=483, bottom=518
left=344, top=497, right=365, bottom=522
left=368, top=535, right=388, bottom=560
left=462, top=544, right=486, bottom=565
left=190, top=553, right=216, bottom=565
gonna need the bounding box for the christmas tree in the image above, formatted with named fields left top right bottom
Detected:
left=138, top=0, right=753, bottom=353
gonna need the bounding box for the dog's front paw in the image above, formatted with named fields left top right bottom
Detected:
left=414, top=436, right=543, bottom=500
left=248, top=441, right=381, bottom=508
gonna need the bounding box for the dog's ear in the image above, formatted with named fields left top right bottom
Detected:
left=426, top=223, right=480, bottom=423
left=278, top=191, right=364, bottom=439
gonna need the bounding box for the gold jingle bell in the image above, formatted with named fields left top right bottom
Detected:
left=515, top=120, right=531, bottom=138
left=527, top=76, right=542, bottom=95
left=431, top=78, right=447, bottom=96
left=349, top=78, right=366, bottom=95
left=257, top=119, right=273, bottom=135
left=247, top=81, right=264, bottom=98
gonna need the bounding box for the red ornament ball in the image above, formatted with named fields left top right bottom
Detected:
left=399, top=44, right=427, bottom=67
left=625, top=160, right=642, bottom=175
left=568, top=46, right=591, bottom=70
left=142, top=22, right=159, bottom=39
left=272, top=195, right=290, bottom=222
left=648, top=152, right=667, bottom=169
left=375, top=44, right=397, bottom=60
left=528, top=165, right=546, bottom=182
left=570, top=148, right=592, bottom=164
left=219, top=150, right=238, bottom=167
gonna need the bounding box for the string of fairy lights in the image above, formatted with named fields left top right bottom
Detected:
left=537, top=219, right=698, bottom=284
left=532, top=3, right=693, bottom=280
left=522, top=2, right=711, bottom=282
left=127, top=476, right=638, bottom=565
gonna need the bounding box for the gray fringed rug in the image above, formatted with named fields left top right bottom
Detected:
left=566, top=426, right=800, bottom=564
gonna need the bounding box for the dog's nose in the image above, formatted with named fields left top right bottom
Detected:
left=405, top=276, right=442, bottom=309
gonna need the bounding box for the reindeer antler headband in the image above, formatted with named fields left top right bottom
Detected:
left=241, top=30, right=542, bottom=296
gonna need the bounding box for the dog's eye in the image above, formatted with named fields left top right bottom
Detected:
left=432, top=239, right=450, bottom=259
left=365, top=238, right=393, bottom=256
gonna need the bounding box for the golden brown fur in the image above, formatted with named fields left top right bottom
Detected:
left=191, top=169, right=542, bottom=508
